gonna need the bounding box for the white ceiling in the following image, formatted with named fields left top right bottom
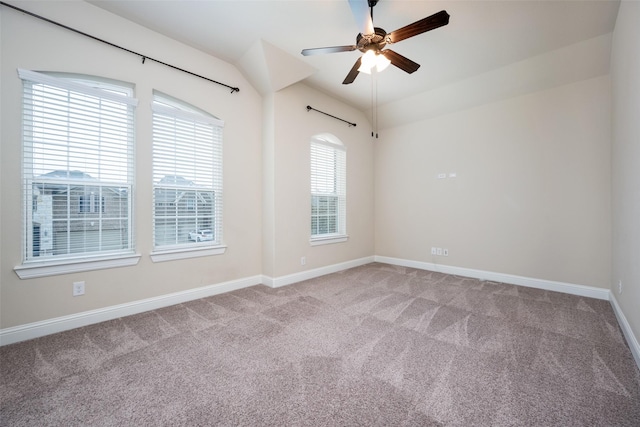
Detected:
left=88, top=0, right=620, bottom=116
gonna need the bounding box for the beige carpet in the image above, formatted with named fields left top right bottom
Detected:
left=1, top=263, right=639, bottom=426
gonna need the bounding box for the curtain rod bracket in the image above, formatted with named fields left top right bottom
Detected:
left=306, top=105, right=356, bottom=127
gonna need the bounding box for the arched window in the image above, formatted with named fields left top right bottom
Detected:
left=151, top=91, right=224, bottom=251
left=18, top=69, right=136, bottom=262
left=310, top=133, right=347, bottom=244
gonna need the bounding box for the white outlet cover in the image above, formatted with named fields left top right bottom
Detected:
left=73, top=281, right=85, bottom=296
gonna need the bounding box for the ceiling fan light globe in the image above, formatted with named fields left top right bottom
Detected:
left=376, top=54, right=391, bottom=72
left=357, top=63, right=373, bottom=74
left=360, top=50, right=377, bottom=67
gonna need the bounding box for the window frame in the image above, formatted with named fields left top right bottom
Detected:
left=14, top=69, right=141, bottom=278
left=310, top=133, right=348, bottom=246
left=149, top=91, right=226, bottom=262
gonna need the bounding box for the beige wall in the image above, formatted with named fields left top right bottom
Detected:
left=375, top=75, right=612, bottom=288
left=268, top=84, right=374, bottom=278
left=611, top=1, right=640, bottom=348
left=0, top=1, right=264, bottom=328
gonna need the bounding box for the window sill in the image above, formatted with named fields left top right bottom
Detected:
left=14, top=253, right=141, bottom=279
left=150, top=245, right=227, bottom=263
left=310, top=234, right=349, bottom=246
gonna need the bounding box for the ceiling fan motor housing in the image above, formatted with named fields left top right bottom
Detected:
left=356, top=27, right=387, bottom=53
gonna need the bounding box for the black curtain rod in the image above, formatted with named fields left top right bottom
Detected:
left=306, top=106, right=356, bottom=127
left=0, top=1, right=240, bottom=93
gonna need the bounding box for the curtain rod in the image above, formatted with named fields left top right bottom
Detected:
left=0, top=1, right=240, bottom=93
left=306, top=106, right=356, bottom=127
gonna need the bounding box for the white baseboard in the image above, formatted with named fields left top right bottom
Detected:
left=0, top=275, right=262, bottom=346
left=0, top=255, right=621, bottom=349
left=262, top=256, right=375, bottom=288
left=609, top=292, right=640, bottom=371
left=374, top=256, right=610, bottom=300
left=0, top=256, right=376, bottom=346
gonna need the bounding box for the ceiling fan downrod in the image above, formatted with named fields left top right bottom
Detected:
left=368, top=0, right=378, bottom=27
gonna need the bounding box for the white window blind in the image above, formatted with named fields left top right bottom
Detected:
left=152, top=93, right=224, bottom=249
left=19, top=69, right=136, bottom=262
left=311, top=137, right=346, bottom=238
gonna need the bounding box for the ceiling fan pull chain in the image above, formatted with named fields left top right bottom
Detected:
left=371, top=73, right=375, bottom=137
left=375, top=71, right=379, bottom=139
left=369, top=70, right=379, bottom=139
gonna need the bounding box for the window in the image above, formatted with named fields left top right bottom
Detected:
left=310, top=133, right=347, bottom=244
left=79, top=194, right=105, bottom=214
left=19, top=69, right=136, bottom=264
left=152, top=92, right=223, bottom=253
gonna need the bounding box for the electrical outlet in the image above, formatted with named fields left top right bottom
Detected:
left=73, top=281, right=85, bottom=297
left=436, top=248, right=443, bottom=256
left=431, top=247, right=437, bottom=255
left=618, top=280, right=623, bottom=295
left=301, top=256, right=306, bottom=266
left=443, top=248, right=449, bottom=256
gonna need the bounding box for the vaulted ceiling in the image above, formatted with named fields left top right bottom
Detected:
left=89, top=0, right=620, bottom=127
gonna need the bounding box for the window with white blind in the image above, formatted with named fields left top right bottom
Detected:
left=18, top=69, right=136, bottom=268
left=151, top=92, right=224, bottom=257
left=310, top=133, right=347, bottom=245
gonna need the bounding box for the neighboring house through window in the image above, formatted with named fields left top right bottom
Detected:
left=79, top=193, right=105, bottom=214
left=310, top=133, right=347, bottom=245
left=18, top=69, right=136, bottom=263
left=152, top=91, right=224, bottom=252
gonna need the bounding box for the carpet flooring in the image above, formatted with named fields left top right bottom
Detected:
left=1, top=263, right=639, bottom=426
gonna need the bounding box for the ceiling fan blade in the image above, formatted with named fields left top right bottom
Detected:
left=387, top=10, right=450, bottom=44
left=301, top=45, right=357, bottom=56
left=343, top=57, right=362, bottom=84
left=382, top=50, right=420, bottom=74
left=348, top=0, right=374, bottom=36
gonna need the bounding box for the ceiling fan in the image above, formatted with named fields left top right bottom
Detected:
left=301, top=0, right=450, bottom=84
